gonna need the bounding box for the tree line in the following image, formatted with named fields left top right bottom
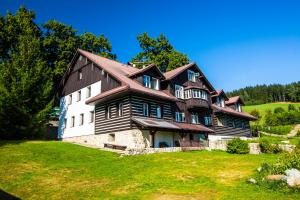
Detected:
left=0, top=7, right=189, bottom=139
left=227, top=82, right=300, bottom=105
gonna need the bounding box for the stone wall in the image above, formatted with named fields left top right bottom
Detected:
left=125, top=147, right=182, bottom=155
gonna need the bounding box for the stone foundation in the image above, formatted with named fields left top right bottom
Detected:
left=125, top=147, right=182, bottom=155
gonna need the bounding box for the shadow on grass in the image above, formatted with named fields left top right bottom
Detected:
left=0, top=189, right=21, bottom=200
left=0, top=140, right=26, bottom=147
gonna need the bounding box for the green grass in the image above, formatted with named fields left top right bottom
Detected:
left=243, top=102, right=300, bottom=125
left=259, top=125, right=294, bottom=135
left=247, top=135, right=300, bottom=145
left=1, top=141, right=300, bottom=199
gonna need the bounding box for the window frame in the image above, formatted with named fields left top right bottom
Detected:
left=175, top=112, right=185, bottom=122
left=71, top=116, right=75, bottom=127
left=77, top=90, right=81, bottom=101
left=188, top=70, right=196, bottom=82
left=191, top=113, right=199, bottom=124
left=118, top=102, right=124, bottom=117
left=86, top=86, right=91, bottom=98
left=68, top=94, right=72, bottom=105
left=151, top=77, right=160, bottom=90
left=175, top=85, right=184, bottom=99
left=143, top=103, right=149, bottom=117
left=143, top=75, right=151, bottom=88
left=79, top=113, right=84, bottom=126
left=204, top=116, right=212, bottom=126
left=156, top=105, right=162, bottom=118
left=78, top=69, right=83, bottom=80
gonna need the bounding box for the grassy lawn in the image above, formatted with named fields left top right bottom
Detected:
left=1, top=141, right=300, bottom=200
left=243, top=102, right=300, bottom=124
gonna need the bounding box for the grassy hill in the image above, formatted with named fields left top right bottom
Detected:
left=1, top=141, right=299, bottom=199
left=244, top=102, right=300, bottom=124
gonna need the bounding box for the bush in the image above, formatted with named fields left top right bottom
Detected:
left=274, top=107, right=285, bottom=114
left=259, top=138, right=282, bottom=154
left=227, top=138, right=249, bottom=154
left=270, top=150, right=300, bottom=174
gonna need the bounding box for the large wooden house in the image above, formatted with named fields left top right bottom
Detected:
left=58, top=49, right=256, bottom=149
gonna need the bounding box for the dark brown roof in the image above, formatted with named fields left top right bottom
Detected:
left=163, top=63, right=216, bottom=92
left=211, top=104, right=257, bottom=120
left=77, top=49, right=177, bottom=104
left=212, top=89, right=229, bottom=100
left=128, top=64, right=166, bottom=79
left=132, top=117, right=215, bottom=133
left=225, top=96, right=245, bottom=105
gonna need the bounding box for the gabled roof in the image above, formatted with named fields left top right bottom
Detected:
left=163, top=63, right=216, bottom=92
left=128, top=64, right=166, bottom=79
left=75, top=49, right=177, bottom=104
left=211, top=104, right=257, bottom=120
left=225, top=96, right=245, bottom=105
left=212, top=89, right=229, bottom=100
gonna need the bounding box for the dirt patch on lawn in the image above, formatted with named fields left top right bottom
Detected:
left=148, top=190, right=219, bottom=200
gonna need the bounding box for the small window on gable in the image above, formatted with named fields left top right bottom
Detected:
left=188, top=70, right=196, bottom=82
left=143, top=75, right=151, bottom=88
left=68, top=94, right=72, bottom=105
left=151, top=77, right=159, bottom=90
left=78, top=69, right=83, bottom=80
left=86, top=86, right=91, bottom=98
left=77, top=90, right=81, bottom=101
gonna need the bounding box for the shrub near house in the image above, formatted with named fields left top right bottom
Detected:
left=227, top=138, right=250, bottom=154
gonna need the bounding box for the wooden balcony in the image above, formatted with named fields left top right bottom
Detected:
left=185, top=98, right=210, bottom=110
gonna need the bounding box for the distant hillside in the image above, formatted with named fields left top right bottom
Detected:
left=243, top=102, right=300, bottom=124
left=226, top=81, right=300, bottom=105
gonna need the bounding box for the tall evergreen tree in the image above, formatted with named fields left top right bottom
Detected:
left=0, top=7, right=52, bottom=139
left=131, top=32, right=189, bottom=72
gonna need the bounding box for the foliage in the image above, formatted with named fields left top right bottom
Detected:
left=2, top=141, right=299, bottom=199
left=259, top=139, right=282, bottom=154
left=270, top=150, right=300, bottom=174
left=257, top=125, right=293, bottom=135
left=0, top=7, right=52, bottom=139
left=227, top=138, right=250, bottom=154
left=131, top=32, right=189, bottom=72
left=227, top=82, right=300, bottom=105
left=274, top=107, right=285, bottom=113
left=0, top=7, right=116, bottom=139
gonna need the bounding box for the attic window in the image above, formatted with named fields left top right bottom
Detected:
left=78, top=70, right=82, bottom=80
left=79, top=55, right=84, bottom=61
left=188, top=70, right=196, bottom=82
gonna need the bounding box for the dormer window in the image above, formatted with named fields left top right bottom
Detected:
left=175, top=112, right=185, bottom=122
left=143, top=75, right=160, bottom=90
left=236, top=103, right=242, bottom=112
left=216, top=97, right=225, bottom=107
left=188, top=70, right=196, bottom=82
left=175, top=85, right=184, bottom=99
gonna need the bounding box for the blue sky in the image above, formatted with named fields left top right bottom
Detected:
left=2, top=0, right=300, bottom=91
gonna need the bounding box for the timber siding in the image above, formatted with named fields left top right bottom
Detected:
left=95, top=96, right=131, bottom=134
left=213, top=126, right=251, bottom=137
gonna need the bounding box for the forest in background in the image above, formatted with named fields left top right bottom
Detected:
left=227, top=81, right=300, bottom=105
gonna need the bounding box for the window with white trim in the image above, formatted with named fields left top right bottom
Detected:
left=204, top=116, right=212, bottom=126
left=71, top=116, right=75, bottom=127
left=151, top=77, right=159, bottom=90
left=79, top=113, right=84, bottom=125
left=175, top=112, right=185, bottom=122
left=68, top=94, right=72, bottom=105
left=143, top=75, right=151, bottom=88
left=236, top=103, right=242, bottom=112
left=118, top=102, right=123, bottom=117
left=77, top=90, right=81, bottom=101
left=188, top=70, right=196, bottom=82
left=156, top=105, right=162, bottom=118
left=175, top=85, right=184, bottom=99
left=89, top=111, right=94, bottom=123
left=184, top=89, right=192, bottom=99
left=78, top=70, right=83, bottom=80
left=191, top=113, right=199, bottom=124
left=143, top=103, right=149, bottom=116
left=86, top=86, right=91, bottom=98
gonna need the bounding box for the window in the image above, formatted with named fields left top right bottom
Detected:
left=79, top=113, right=84, bottom=125
left=241, top=122, right=245, bottom=129
left=143, top=103, right=149, bottom=116
left=151, top=77, right=159, bottom=90
left=175, top=112, right=185, bottom=122
left=220, top=97, right=225, bottom=107
left=232, top=120, right=236, bottom=128
left=78, top=70, right=82, bottom=80
left=107, top=106, right=112, bottom=119
left=91, top=63, right=94, bottom=71
left=143, top=75, right=151, bottom=88
left=184, top=89, right=192, bottom=99
left=86, top=86, right=91, bottom=98
left=175, top=85, right=184, bottom=99
left=77, top=90, right=81, bottom=101
left=191, top=113, right=199, bottom=124
left=68, top=94, right=72, bottom=105
left=201, top=90, right=208, bottom=100
left=188, top=70, right=196, bottom=82
left=236, top=103, right=242, bottom=112
left=156, top=105, right=162, bottom=118
left=192, top=89, right=201, bottom=98
left=64, top=118, right=67, bottom=129
left=118, top=102, right=123, bottom=117
left=204, top=116, right=212, bottom=126
left=71, top=116, right=75, bottom=127
left=89, top=111, right=94, bottom=123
